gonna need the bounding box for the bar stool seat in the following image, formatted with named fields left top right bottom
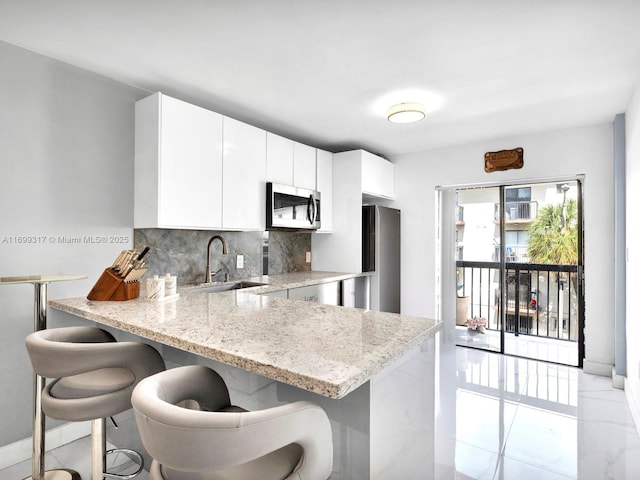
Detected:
left=25, top=326, right=165, bottom=479
left=132, top=365, right=334, bottom=480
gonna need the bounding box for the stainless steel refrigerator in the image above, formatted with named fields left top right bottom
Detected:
left=362, top=205, right=401, bottom=314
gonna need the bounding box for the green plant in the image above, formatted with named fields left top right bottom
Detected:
left=527, top=199, right=578, bottom=265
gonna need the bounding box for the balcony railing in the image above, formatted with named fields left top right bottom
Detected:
left=457, top=260, right=579, bottom=341
left=497, top=245, right=529, bottom=263
left=494, top=201, right=538, bottom=222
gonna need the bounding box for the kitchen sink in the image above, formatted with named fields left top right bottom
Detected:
left=194, top=281, right=267, bottom=293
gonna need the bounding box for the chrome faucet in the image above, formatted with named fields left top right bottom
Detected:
left=205, top=235, right=228, bottom=283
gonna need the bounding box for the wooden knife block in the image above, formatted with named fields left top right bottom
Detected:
left=87, top=268, right=140, bottom=301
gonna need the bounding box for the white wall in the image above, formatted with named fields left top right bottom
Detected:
left=0, top=40, right=145, bottom=446
left=393, top=124, right=615, bottom=374
left=624, top=85, right=640, bottom=427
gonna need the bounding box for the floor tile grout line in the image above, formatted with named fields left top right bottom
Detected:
left=492, top=454, right=576, bottom=480
left=487, top=350, right=579, bottom=479
left=492, top=363, right=524, bottom=480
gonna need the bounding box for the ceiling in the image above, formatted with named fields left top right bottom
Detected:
left=1, top=0, right=640, bottom=158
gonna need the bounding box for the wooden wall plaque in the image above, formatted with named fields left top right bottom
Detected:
left=484, top=147, right=523, bottom=173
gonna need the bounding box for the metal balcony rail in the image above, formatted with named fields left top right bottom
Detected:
left=500, top=245, right=529, bottom=263
left=494, top=201, right=538, bottom=221
left=456, top=260, right=579, bottom=342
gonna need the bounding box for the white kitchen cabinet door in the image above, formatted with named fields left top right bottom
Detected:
left=222, top=117, right=267, bottom=230
left=266, top=132, right=294, bottom=185
left=134, top=93, right=223, bottom=229
left=378, top=156, right=395, bottom=198
left=293, top=141, right=316, bottom=190
left=361, top=151, right=394, bottom=199
left=316, top=149, right=333, bottom=232
left=311, top=149, right=362, bottom=273
left=360, top=151, right=378, bottom=196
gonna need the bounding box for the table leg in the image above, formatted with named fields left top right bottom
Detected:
left=23, top=283, right=79, bottom=480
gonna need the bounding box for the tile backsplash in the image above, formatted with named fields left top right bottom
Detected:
left=134, top=229, right=311, bottom=285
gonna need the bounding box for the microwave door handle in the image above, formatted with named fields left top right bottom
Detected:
left=307, top=194, right=314, bottom=225
left=312, top=194, right=317, bottom=224
left=307, top=195, right=317, bottom=225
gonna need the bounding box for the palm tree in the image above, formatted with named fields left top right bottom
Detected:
left=527, top=199, right=578, bottom=265
left=527, top=199, right=579, bottom=338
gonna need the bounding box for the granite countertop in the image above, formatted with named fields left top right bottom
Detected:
left=49, top=271, right=441, bottom=399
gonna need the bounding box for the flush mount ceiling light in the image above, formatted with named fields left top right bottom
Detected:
left=387, top=102, right=426, bottom=123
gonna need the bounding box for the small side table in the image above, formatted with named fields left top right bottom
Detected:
left=0, top=274, right=86, bottom=480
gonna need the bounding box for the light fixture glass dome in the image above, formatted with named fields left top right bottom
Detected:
left=387, top=102, right=426, bottom=123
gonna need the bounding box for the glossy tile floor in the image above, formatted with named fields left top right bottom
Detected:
left=1, top=441, right=149, bottom=480
left=3, top=346, right=640, bottom=479
left=456, top=326, right=579, bottom=366
left=436, top=346, right=640, bottom=479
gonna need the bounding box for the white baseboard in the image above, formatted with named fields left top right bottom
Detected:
left=583, top=359, right=613, bottom=377
left=612, top=366, right=625, bottom=390
left=0, top=421, right=90, bottom=471
left=625, top=378, right=640, bottom=439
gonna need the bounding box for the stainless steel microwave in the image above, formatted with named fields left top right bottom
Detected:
left=266, top=182, right=321, bottom=230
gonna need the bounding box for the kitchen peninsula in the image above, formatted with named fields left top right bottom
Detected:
left=50, top=271, right=441, bottom=479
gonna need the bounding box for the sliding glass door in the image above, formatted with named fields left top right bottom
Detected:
left=453, top=180, right=583, bottom=366
left=454, top=185, right=502, bottom=353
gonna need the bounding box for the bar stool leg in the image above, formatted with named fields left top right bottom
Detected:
left=91, top=418, right=106, bottom=480
left=29, top=373, right=45, bottom=479
left=92, top=417, right=144, bottom=480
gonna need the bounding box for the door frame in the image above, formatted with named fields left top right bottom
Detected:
left=438, top=175, right=585, bottom=367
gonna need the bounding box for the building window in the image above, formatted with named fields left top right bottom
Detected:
left=505, top=187, right=532, bottom=220
left=506, top=187, right=531, bottom=203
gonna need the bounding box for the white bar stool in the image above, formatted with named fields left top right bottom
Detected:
left=0, top=274, right=85, bottom=480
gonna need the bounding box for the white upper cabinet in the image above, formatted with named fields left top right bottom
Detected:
left=134, top=93, right=223, bottom=229
left=222, top=117, right=267, bottom=230
left=136, top=93, right=332, bottom=232
left=316, top=149, right=333, bottom=232
left=267, top=134, right=317, bottom=191
left=378, top=158, right=395, bottom=199
left=266, top=132, right=294, bottom=185
left=293, top=142, right=316, bottom=190
left=361, top=150, right=395, bottom=199
left=311, top=149, right=393, bottom=272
